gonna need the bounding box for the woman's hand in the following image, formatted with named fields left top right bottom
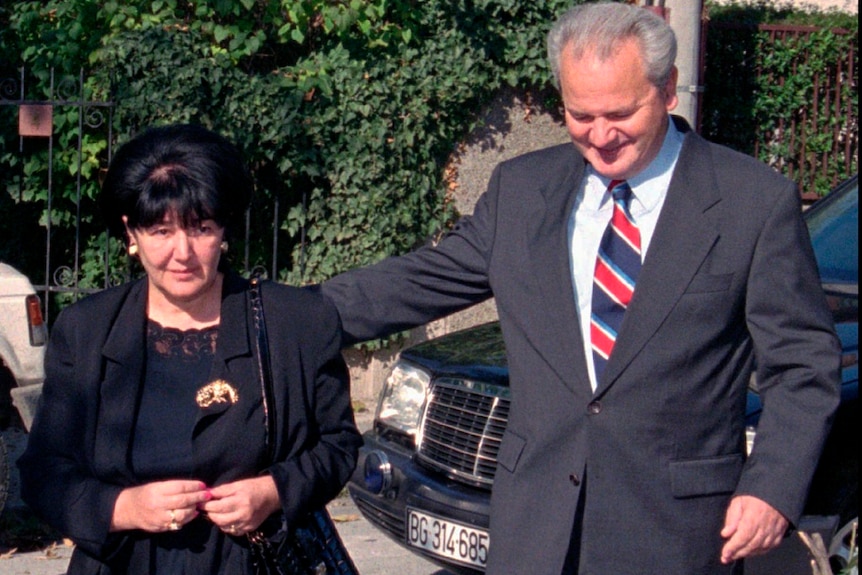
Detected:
left=199, top=475, right=281, bottom=536
left=111, top=480, right=211, bottom=532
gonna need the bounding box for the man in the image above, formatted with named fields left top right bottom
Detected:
left=320, top=3, right=840, bottom=574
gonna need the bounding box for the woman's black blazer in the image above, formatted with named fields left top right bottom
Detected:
left=18, top=273, right=361, bottom=574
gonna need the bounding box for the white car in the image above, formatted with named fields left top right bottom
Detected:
left=0, top=262, right=47, bottom=515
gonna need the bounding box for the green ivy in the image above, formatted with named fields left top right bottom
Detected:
left=1, top=0, right=857, bottom=308
left=702, top=1, right=858, bottom=196
left=1, top=0, right=575, bottom=293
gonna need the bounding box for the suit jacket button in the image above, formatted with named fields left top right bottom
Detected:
left=587, top=401, right=602, bottom=414
left=569, top=474, right=581, bottom=486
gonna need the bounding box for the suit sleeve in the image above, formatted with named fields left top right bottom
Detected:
left=265, top=289, right=364, bottom=525
left=735, top=181, right=842, bottom=524
left=319, top=166, right=502, bottom=345
left=17, top=306, right=127, bottom=559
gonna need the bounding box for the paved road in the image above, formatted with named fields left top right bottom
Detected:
left=1, top=418, right=456, bottom=575
left=0, top=494, right=455, bottom=575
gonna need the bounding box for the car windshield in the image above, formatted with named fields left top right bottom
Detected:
left=805, top=178, right=858, bottom=288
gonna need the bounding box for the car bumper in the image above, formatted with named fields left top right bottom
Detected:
left=350, top=431, right=845, bottom=575
left=348, top=431, right=490, bottom=574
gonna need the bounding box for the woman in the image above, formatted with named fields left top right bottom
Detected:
left=18, top=124, right=362, bottom=574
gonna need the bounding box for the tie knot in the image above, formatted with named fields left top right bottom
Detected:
left=609, top=179, right=632, bottom=203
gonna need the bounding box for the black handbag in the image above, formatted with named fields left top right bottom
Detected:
left=246, top=277, right=360, bottom=575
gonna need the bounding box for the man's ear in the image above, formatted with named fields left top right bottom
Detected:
left=664, top=66, right=679, bottom=111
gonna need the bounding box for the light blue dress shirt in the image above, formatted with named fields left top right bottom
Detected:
left=568, top=117, right=685, bottom=391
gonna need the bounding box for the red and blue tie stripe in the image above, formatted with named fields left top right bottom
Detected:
left=591, top=180, right=641, bottom=381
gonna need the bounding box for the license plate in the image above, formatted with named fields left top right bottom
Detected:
left=406, top=508, right=489, bottom=569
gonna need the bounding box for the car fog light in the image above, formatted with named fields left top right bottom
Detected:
left=364, top=450, right=393, bottom=495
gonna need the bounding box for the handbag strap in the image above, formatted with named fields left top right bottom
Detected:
left=248, top=278, right=362, bottom=575
left=249, top=276, right=277, bottom=465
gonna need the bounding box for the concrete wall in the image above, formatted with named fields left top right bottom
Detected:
left=345, top=0, right=858, bottom=407
left=344, top=88, right=570, bottom=406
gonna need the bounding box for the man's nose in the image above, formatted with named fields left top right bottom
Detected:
left=590, top=118, right=618, bottom=147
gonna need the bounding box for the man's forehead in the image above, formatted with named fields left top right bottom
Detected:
left=564, top=36, right=641, bottom=66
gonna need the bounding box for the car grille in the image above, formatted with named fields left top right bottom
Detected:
left=416, top=377, right=510, bottom=487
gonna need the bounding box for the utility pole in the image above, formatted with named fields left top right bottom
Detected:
left=641, top=0, right=705, bottom=131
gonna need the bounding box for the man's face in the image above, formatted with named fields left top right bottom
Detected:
left=559, top=38, right=678, bottom=181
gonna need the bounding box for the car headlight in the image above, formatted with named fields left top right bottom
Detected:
left=376, top=361, right=431, bottom=438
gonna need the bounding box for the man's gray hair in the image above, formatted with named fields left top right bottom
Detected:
left=547, top=2, right=677, bottom=90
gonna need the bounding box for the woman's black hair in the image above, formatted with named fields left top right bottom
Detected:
left=100, top=124, right=253, bottom=242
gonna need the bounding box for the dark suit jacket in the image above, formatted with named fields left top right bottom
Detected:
left=321, top=117, right=841, bottom=575
left=19, top=273, right=361, bottom=575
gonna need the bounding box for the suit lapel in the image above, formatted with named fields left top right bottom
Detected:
left=597, top=128, right=722, bottom=393
left=96, top=280, right=148, bottom=480
left=190, top=274, right=257, bottom=471
left=191, top=278, right=252, bottom=424
left=198, top=274, right=253, bottom=416
left=208, top=274, right=253, bottom=380
left=524, top=154, right=592, bottom=394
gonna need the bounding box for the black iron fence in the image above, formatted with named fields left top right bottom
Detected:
left=1, top=68, right=116, bottom=324
left=703, top=22, right=858, bottom=200
left=0, top=68, right=283, bottom=323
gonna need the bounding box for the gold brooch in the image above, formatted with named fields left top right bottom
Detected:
left=196, top=379, right=239, bottom=408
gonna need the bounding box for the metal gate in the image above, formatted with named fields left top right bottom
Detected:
left=1, top=67, right=116, bottom=324
left=1, top=67, right=289, bottom=324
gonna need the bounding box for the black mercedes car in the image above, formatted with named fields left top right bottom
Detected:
left=348, top=175, right=858, bottom=575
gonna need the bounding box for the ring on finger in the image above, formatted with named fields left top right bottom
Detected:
left=168, top=509, right=180, bottom=531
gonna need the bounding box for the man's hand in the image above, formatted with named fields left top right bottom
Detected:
left=720, top=495, right=789, bottom=564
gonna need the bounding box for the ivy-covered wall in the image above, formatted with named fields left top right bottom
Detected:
left=702, top=1, right=857, bottom=196
left=1, top=0, right=574, bottom=294
left=0, top=0, right=857, bottom=306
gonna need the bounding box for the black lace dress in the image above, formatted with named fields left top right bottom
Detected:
left=131, top=320, right=220, bottom=573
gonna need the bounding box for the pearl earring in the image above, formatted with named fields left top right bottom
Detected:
left=128, top=244, right=139, bottom=256
left=220, top=241, right=229, bottom=254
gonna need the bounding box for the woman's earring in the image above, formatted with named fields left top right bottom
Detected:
left=220, top=241, right=229, bottom=254
left=128, top=244, right=139, bottom=257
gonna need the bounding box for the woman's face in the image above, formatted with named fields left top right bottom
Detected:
left=125, top=212, right=225, bottom=306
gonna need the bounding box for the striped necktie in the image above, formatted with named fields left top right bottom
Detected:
left=590, top=180, right=641, bottom=382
